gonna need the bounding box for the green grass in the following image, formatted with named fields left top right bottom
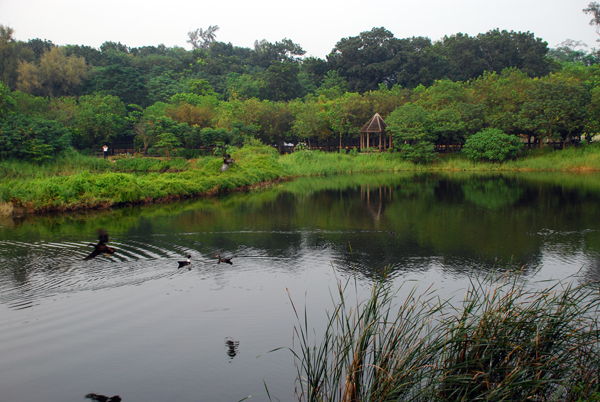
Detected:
left=0, top=145, right=285, bottom=213
left=289, top=269, right=600, bottom=401
left=0, top=150, right=114, bottom=180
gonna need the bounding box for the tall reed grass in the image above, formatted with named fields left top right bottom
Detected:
left=290, top=270, right=600, bottom=401
left=0, top=151, right=113, bottom=180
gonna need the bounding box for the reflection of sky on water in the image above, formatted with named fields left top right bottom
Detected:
left=1, top=172, right=600, bottom=401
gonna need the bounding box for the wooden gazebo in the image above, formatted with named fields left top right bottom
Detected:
left=360, top=113, right=391, bottom=152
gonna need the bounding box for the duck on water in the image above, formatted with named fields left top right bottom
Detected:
left=216, top=255, right=233, bottom=265
left=178, top=255, right=191, bottom=269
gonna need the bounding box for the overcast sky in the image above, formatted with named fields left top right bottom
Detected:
left=1, top=0, right=598, bottom=58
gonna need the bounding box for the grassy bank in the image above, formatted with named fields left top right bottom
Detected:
left=2, top=144, right=600, bottom=216
left=278, top=144, right=600, bottom=176
left=290, top=269, right=600, bottom=401
left=0, top=146, right=284, bottom=215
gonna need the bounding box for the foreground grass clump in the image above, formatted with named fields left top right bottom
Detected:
left=290, top=270, right=600, bottom=401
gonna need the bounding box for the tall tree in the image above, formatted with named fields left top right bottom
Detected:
left=86, top=64, right=147, bottom=106
left=261, top=62, right=302, bottom=101
left=187, top=25, right=220, bottom=50
left=75, top=94, right=126, bottom=154
left=0, top=25, right=29, bottom=89
left=328, top=27, right=402, bottom=92
left=17, top=47, right=88, bottom=97
left=584, top=2, right=600, bottom=38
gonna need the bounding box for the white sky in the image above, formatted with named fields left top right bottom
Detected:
left=1, top=0, right=598, bottom=59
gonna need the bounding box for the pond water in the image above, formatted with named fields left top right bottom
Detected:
left=1, top=172, right=600, bottom=402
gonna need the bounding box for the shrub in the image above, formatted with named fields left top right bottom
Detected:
left=0, top=113, right=72, bottom=162
left=399, top=141, right=436, bottom=164
left=462, top=128, right=523, bottom=162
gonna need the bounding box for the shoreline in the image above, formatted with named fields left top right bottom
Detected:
left=2, top=166, right=599, bottom=218
left=1, top=176, right=293, bottom=218
left=2, top=144, right=600, bottom=218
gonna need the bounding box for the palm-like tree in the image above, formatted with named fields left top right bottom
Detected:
left=187, top=25, right=220, bottom=49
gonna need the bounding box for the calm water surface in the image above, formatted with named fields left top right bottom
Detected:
left=1, top=172, right=600, bottom=402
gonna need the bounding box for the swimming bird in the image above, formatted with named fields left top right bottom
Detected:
left=83, top=229, right=115, bottom=260
left=178, top=255, right=191, bottom=269
left=85, top=394, right=122, bottom=402
left=216, top=255, right=233, bottom=265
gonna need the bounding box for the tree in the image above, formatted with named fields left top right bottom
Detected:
left=0, top=81, right=15, bottom=117
left=519, top=77, right=590, bottom=147
left=155, top=132, right=182, bottom=157
left=17, top=47, right=88, bottom=97
left=261, top=62, right=302, bottom=101
left=76, top=94, right=126, bottom=154
left=252, top=38, right=306, bottom=67
left=387, top=102, right=435, bottom=145
left=254, top=100, right=294, bottom=152
left=584, top=2, right=600, bottom=38
left=0, top=113, right=71, bottom=161
left=86, top=64, right=147, bottom=106
left=328, top=27, right=402, bottom=92
left=165, top=93, right=218, bottom=127
left=290, top=99, right=325, bottom=148
left=25, top=38, right=55, bottom=59
left=394, top=36, right=449, bottom=88
left=226, top=73, right=263, bottom=100
left=548, top=40, right=592, bottom=64
left=477, top=29, right=551, bottom=77
left=315, top=70, right=348, bottom=99
left=187, top=25, right=220, bottom=50
left=0, top=25, right=28, bottom=90
left=434, top=30, right=550, bottom=81
left=417, top=79, right=472, bottom=148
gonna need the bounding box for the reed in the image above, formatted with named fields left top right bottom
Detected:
left=279, top=151, right=414, bottom=176
left=290, top=270, right=600, bottom=401
left=112, top=156, right=191, bottom=172
left=0, top=151, right=113, bottom=180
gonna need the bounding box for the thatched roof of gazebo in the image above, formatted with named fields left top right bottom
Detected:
left=360, top=113, right=388, bottom=133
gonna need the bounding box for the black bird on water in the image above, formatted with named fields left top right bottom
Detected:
left=85, top=393, right=121, bottom=402
left=216, top=255, right=233, bottom=265
left=84, top=229, right=115, bottom=260
left=178, top=255, right=191, bottom=269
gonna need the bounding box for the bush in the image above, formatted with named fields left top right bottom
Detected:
left=178, top=148, right=201, bottom=159
left=0, top=113, right=72, bottom=162
left=399, top=141, right=437, bottom=164
left=462, top=128, right=523, bottom=162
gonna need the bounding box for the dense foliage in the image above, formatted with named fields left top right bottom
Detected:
left=462, top=128, right=524, bottom=162
left=1, top=22, right=600, bottom=161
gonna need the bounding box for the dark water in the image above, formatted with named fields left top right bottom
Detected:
left=1, top=172, right=600, bottom=402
